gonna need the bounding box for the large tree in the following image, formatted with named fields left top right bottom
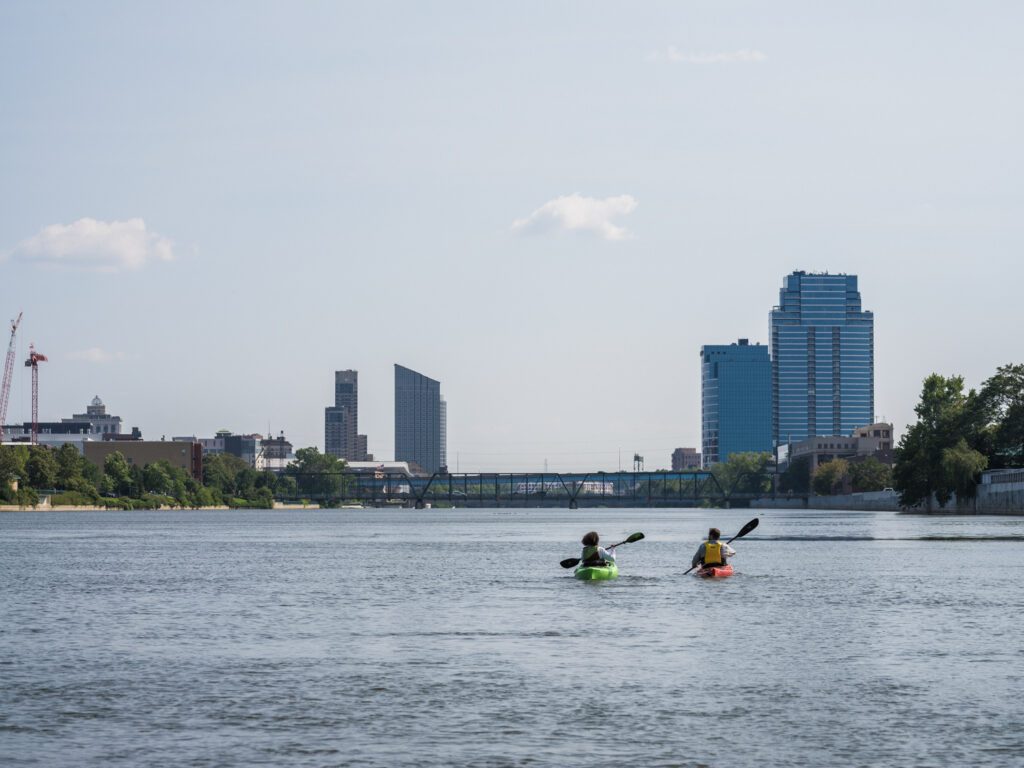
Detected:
left=54, top=443, right=86, bottom=489
left=849, top=456, right=892, bottom=493
left=27, top=447, right=59, bottom=490
left=103, top=451, right=133, bottom=497
left=284, top=447, right=350, bottom=499
left=0, top=445, right=29, bottom=491
left=893, top=374, right=988, bottom=508
left=778, top=455, right=812, bottom=494
left=709, top=452, right=773, bottom=496
left=812, top=458, right=849, bottom=496
left=976, top=364, right=1024, bottom=469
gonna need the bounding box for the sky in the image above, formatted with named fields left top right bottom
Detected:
left=1, top=1, right=1022, bottom=472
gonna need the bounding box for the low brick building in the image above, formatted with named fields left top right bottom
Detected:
left=84, top=441, right=203, bottom=480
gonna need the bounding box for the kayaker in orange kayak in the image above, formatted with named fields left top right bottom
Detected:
left=580, top=531, right=617, bottom=566
left=691, top=527, right=735, bottom=570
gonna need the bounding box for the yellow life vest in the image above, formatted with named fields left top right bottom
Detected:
left=703, top=540, right=723, bottom=565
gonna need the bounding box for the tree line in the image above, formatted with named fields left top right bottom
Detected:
left=708, top=363, right=1022, bottom=508
left=1, top=444, right=351, bottom=509
left=893, top=363, right=1023, bottom=508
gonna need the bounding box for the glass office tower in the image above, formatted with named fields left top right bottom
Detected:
left=700, top=339, right=772, bottom=468
left=770, top=271, right=874, bottom=447
left=394, top=364, right=444, bottom=474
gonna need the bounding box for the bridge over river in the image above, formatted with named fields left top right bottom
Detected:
left=290, top=469, right=807, bottom=509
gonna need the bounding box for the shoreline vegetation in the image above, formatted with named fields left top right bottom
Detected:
left=3, top=364, right=1021, bottom=514
left=1, top=446, right=352, bottom=511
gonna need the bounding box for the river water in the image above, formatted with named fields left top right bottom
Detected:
left=2, top=508, right=1023, bottom=767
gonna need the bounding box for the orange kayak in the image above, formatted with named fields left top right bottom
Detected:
left=695, top=564, right=734, bottom=578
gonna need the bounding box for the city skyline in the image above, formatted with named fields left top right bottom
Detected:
left=2, top=4, right=1023, bottom=471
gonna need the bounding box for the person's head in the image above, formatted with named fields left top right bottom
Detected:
left=582, top=531, right=599, bottom=546
left=708, top=527, right=721, bottom=540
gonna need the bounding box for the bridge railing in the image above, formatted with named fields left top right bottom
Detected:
left=279, top=469, right=786, bottom=508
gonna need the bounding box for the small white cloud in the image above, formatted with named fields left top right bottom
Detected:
left=648, top=47, right=768, bottom=64
left=67, top=347, right=127, bottom=363
left=7, top=217, right=174, bottom=272
left=512, top=193, right=639, bottom=241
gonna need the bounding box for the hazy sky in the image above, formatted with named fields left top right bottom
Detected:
left=2, top=1, right=1022, bottom=472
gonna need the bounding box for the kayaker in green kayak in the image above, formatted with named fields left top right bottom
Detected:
left=691, top=527, right=735, bottom=569
left=580, top=531, right=617, bottom=567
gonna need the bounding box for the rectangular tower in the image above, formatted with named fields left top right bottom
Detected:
left=770, top=271, right=874, bottom=447
left=325, top=369, right=359, bottom=460
left=700, top=339, right=772, bottom=467
left=394, top=364, right=443, bottom=474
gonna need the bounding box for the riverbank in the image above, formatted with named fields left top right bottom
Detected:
left=0, top=501, right=327, bottom=512
left=753, top=479, right=1024, bottom=514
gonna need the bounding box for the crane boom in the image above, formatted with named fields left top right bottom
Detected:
left=0, top=311, right=22, bottom=435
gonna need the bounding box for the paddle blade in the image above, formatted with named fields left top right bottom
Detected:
left=625, top=532, right=645, bottom=543
left=728, top=517, right=759, bottom=543
left=560, top=557, right=581, bottom=569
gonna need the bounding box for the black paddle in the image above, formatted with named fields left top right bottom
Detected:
left=684, top=517, right=759, bottom=574
left=560, top=532, right=644, bottom=568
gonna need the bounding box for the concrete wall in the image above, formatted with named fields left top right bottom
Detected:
left=752, top=483, right=1024, bottom=514
left=753, top=490, right=902, bottom=512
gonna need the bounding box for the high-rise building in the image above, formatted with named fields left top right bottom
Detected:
left=700, top=339, right=772, bottom=468
left=325, top=369, right=370, bottom=461
left=394, top=364, right=444, bottom=474
left=770, top=271, right=874, bottom=447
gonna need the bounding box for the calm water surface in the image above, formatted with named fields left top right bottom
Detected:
left=2, top=508, right=1023, bottom=767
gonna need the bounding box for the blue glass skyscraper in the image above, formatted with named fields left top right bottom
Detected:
left=700, top=339, right=772, bottom=467
left=770, top=271, right=874, bottom=447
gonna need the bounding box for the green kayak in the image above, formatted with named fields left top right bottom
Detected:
left=574, top=561, right=619, bottom=581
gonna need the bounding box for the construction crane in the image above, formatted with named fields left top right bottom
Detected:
left=24, top=343, right=47, bottom=446
left=0, top=312, right=23, bottom=437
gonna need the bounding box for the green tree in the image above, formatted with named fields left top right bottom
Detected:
left=893, top=373, right=987, bottom=508
left=54, top=443, right=85, bottom=489
left=848, top=456, right=892, bottom=493
left=103, top=452, right=133, bottom=497
left=202, top=453, right=252, bottom=495
left=143, top=461, right=173, bottom=495
left=234, top=466, right=258, bottom=498
left=129, top=464, right=145, bottom=498
left=778, top=455, right=812, bottom=494
left=192, top=486, right=216, bottom=508
left=0, top=445, right=29, bottom=491
left=940, top=438, right=988, bottom=501
left=709, top=452, right=773, bottom=496
left=976, top=364, right=1024, bottom=469
left=27, top=447, right=59, bottom=489
left=284, top=447, right=350, bottom=499
left=276, top=475, right=298, bottom=498
left=812, top=458, right=849, bottom=496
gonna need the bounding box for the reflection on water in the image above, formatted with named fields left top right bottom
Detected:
left=2, top=508, right=1023, bottom=767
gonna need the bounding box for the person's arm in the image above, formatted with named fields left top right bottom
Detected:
left=723, top=543, right=736, bottom=559
left=691, top=542, right=705, bottom=568
left=600, top=546, right=615, bottom=561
